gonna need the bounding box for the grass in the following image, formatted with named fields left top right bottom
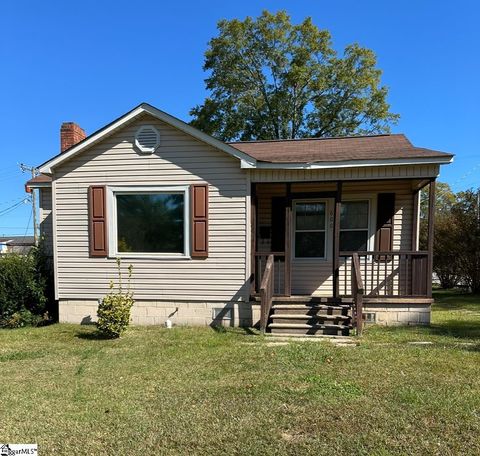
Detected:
left=1, top=290, right=480, bottom=455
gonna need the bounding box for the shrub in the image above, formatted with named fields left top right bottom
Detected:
left=31, top=237, right=56, bottom=320
left=97, top=259, right=134, bottom=338
left=0, top=253, right=47, bottom=324
left=0, top=309, right=49, bottom=329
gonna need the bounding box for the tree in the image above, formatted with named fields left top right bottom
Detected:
left=190, top=10, right=399, bottom=141
left=420, top=183, right=461, bottom=289
left=421, top=183, right=480, bottom=292
left=451, top=189, right=480, bottom=293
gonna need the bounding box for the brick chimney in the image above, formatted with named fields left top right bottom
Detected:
left=60, top=122, right=86, bottom=152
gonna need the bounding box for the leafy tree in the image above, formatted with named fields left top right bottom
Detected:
left=420, top=182, right=462, bottom=289
left=451, top=189, right=480, bottom=293
left=421, top=183, right=480, bottom=292
left=433, top=213, right=462, bottom=289
left=190, top=10, right=399, bottom=141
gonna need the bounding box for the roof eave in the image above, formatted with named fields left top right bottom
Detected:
left=39, top=103, right=257, bottom=174
left=252, top=155, right=454, bottom=170
left=26, top=182, right=52, bottom=189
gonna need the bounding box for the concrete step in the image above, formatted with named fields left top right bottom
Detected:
left=269, top=322, right=351, bottom=336
left=265, top=333, right=353, bottom=341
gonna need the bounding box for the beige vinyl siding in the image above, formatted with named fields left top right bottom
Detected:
left=251, top=164, right=439, bottom=183
left=53, top=114, right=249, bottom=302
left=39, top=187, right=53, bottom=254
left=255, top=180, right=417, bottom=296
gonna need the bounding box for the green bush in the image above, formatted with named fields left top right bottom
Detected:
left=31, top=237, right=56, bottom=320
left=0, top=309, right=48, bottom=328
left=97, top=259, right=134, bottom=338
left=0, top=253, right=47, bottom=325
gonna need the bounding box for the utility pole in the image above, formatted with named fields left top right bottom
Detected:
left=20, top=163, right=38, bottom=246
left=477, top=188, right=480, bottom=223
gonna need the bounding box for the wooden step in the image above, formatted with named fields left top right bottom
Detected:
left=271, top=314, right=351, bottom=326
left=272, top=304, right=350, bottom=316
left=271, top=296, right=343, bottom=305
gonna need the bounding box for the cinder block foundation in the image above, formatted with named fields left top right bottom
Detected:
left=364, top=304, right=431, bottom=326
left=59, top=299, right=261, bottom=327
left=59, top=299, right=428, bottom=328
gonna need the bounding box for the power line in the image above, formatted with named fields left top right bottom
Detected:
left=0, top=198, right=30, bottom=217
left=449, top=163, right=480, bottom=191
left=19, top=163, right=38, bottom=245
left=21, top=208, right=33, bottom=244
left=0, top=196, right=27, bottom=207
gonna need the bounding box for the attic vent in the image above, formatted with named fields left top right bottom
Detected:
left=135, top=125, right=160, bottom=153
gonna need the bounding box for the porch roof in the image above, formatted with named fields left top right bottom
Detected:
left=25, top=173, right=52, bottom=191
left=229, top=134, right=453, bottom=164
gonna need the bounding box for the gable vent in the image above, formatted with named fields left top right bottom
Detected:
left=135, top=125, right=160, bottom=153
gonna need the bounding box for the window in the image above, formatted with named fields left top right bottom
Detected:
left=340, top=201, right=369, bottom=252
left=294, top=202, right=326, bottom=258
left=111, top=187, right=189, bottom=256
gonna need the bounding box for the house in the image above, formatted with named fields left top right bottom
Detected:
left=26, top=103, right=453, bottom=335
left=0, top=236, right=35, bottom=255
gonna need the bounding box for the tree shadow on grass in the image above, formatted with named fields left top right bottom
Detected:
left=210, top=325, right=259, bottom=336
left=75, top=330, right=114, bottom=341
left=433, top=290, right=480, bottom=311
left=429, top=290, right=480, bottom=340
left=366, top=315, right=480, bottom=343
left=428, top=320, right=480, bottom=340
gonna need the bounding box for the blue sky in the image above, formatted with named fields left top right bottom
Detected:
left=0, top=0, right=478, bottom=236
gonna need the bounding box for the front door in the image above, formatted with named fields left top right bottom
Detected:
left=291, top=199, right=334, bottom=296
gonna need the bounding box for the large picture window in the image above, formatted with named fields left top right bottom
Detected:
left=340, top=200, right=369, bottom=252
left=111, top=187, right=189, bottom=256
left=294, top=202, right=326, bottom=258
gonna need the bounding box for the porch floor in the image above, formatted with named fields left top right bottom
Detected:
left=251, top=295, right=434, bottom=304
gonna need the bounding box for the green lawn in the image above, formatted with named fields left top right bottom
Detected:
left=1, top=291, right=480, bottom=455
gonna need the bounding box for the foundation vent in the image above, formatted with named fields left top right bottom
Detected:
left=212, top=307, right=232, bottom=320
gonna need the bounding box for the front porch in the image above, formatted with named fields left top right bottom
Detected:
left=250, top=178, right=436, bottom=335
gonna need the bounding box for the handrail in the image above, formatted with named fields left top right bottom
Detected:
left=340, top=250, right=428, bottom=256
left=351, top=253, right=364, bottom=336
left=259, top=254, right=274, bottom=333
left=254, top=252, right=287, bottom=296
left=254, top=251, right=285, bottom=256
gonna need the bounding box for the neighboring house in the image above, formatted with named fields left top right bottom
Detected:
left=0, top=236, right=35, bottom=255
left=26, top=103, right=453, bottom=335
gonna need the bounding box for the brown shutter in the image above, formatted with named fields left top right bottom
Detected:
left=375, top=193, right=395, bottom=252
left=89, top=186, right=108, bottom=257
left=191, top=184, right=209, bottom=258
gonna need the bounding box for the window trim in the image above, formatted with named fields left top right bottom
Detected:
left=293, top=199, right=329, bottom=261
left=107, top=185, right=190, bottom=259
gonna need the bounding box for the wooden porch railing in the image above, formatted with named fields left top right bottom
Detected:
left=339, top=251, right=430, bottom=298
left=254, top=252, right=286, bottom=296
left=351, top=253, right=364, bottom=336
left=259, top=254, right=274, bottom=333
